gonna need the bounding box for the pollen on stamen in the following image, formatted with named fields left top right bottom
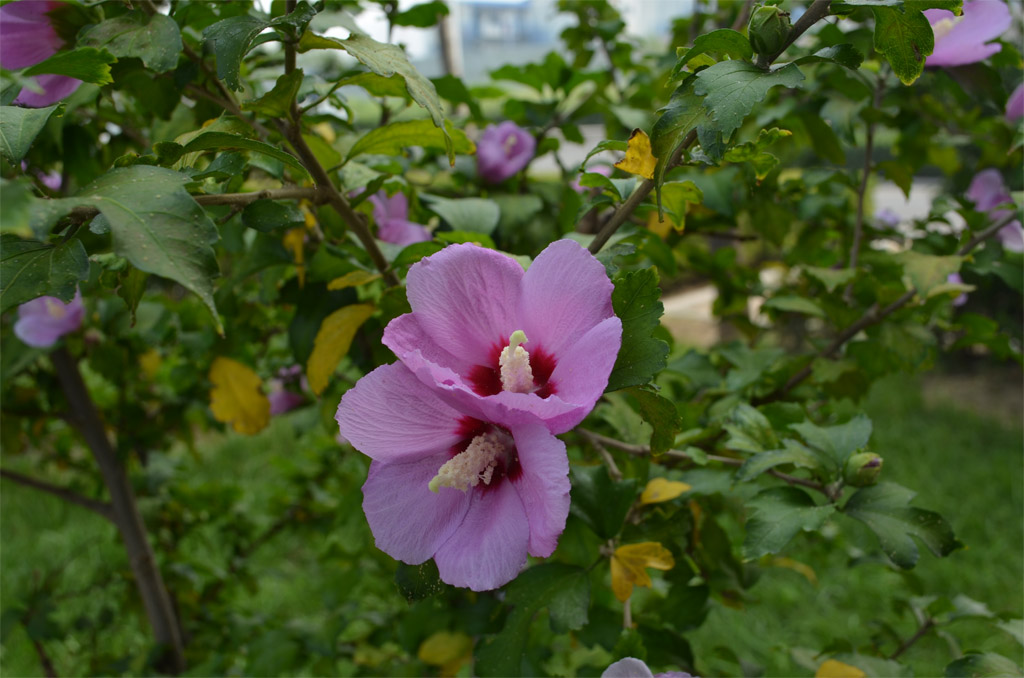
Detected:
left=499, top=330, right=534, bottom=393
left=429, top=432, right=504, bottom=493
left=45, top=299, right=67, bottom=319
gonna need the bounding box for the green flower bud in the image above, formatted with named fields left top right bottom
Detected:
left=844, top=452, right=883, bottom=487
left=748, top=5, right=792, bottom=57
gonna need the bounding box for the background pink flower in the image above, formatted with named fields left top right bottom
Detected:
left=383, top=240, right=622, bottom=435
left=267, top=365, right=307, bottom=415
left=602, top=657, right=694, bottom=678
left=924, top=0, right=1010, bottom=68
left=369, top=190, right=431, bottom=246
left=946, top=272, right=968, bottom=307
left=967, top=169, right=1023, bottom=252
left=477, top=121, right=536, bottom=183
left=335, top=362, right=570, bottom=591
left=1006, top=84, right=1024, bottom=122
left=14, top=289, right=84, bottom=348
left=0, top=0, right=82, bottom=107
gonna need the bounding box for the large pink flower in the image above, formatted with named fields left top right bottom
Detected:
left=14, top=288, right=84, bottom=348
left=924, top=0, right=1010, bottom=68
left=0, top=0, right=82, bottom=107
left=369, top=191, right=431, bottom=246
left=477, top=121, right=536, bottom=184
left=967, top=169, right=1023, bottom=252
left=383, top=240, right=622, bottom=435
left=335, top=362, right=570, bottom=591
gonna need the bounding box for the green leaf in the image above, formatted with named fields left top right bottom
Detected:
left=30, top=166, right=222, bottom=333
left=421, top=195, right=499, bottom=234
left=22, top=47, right=117, bottom=85
left=394, top=561, right=446, bottom=602
left=628, top=387, right=681, bottom=455
left=0, top=104, right=61, bottom=164
left=945, top=653, right=1023, bottom=678
left=346, top=119, right=474, bottom=162
left=202, top=14, right=269, bottom=91
left=79, top=11, right=182, bottom=73
left=606, top=268, right=669, bottom=391
left=339, top=71, right=409, bottom=98
left=790, top=44, right=864, bottom=70
left=871, top=7, right=933, bottom=85
left=804, top=266, right=855, bottom=292
left=674, top=29, right=753, bottom=76
left=241, top=200, right=305, bottom=233
left=391, top=1, right=449, bottom=27
left=583, top=139, right=629, bottom=169
left=659, top=181, right=703, bottom=230
left=762, top=295, right=826, bottom=317
left=744, top=487, right=835, bottom=558
left=736, top=440, right=823, bottom=482
left=723, top=403, right=778, bottom=454
left=720, top=345, right=785, bottom=392
left=176, top=130, right=309, bottom=178
left=897, top=250, right=962, bottom=298
left=790, top=415, right=871, bottom=468
left=242, top=70, right=303, bottom=118
left=569, top=465, right=638, bottom=540
left=651, top=81, right=711, bottom=192
left=475, top=564, right=589, bottom=677
left=843, top=482, right=961, bottom=569
left=0, top=235, right=89, bottom=314
left=694, top=61, right=805, bottom=141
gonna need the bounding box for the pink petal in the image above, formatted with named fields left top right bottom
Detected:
left=362, top=455, right=473, bottom=564
left=268, top=388, right=305, bottom=415
left=602, top=658, right=656, bottom=678
left=925, top=1, right=1010, bottom=67
left=999, top=223, right=1024, bottom=252
left=335, top=363, right=467, bottom=464
left=520, top=239, right=615, bottom=358
left=0, top=0, right=61, bottom=69
left=370, top=190, right=408, bottom=223
left=967, top=169, right=1012, bottom=212
left=433, top=479, right=530, bottom=590
left=405, top=243, right=523, bottom=365
left=477, top=121, right=536, bottom=184
left=1007, top=83, right=1024, bottom=122
left=546, top=316, right=623, bottom=428
left=383, top=312, right=478, bottom=382
left=508, top=418, right=570, bottom=557
left=13, top=290, right=83, bottom=348
left=14, top=74, right=81, bottom=107
left=378, top=218, right=431, bottom=246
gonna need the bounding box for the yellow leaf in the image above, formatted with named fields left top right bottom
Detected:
left=418, top=631, right=473, bottom=677
left=614, top=128, right=657, bottom=180
left=647, top=210, right=671, bottom=239
left=770, top=556, right=818, bottom=586
left=640, top=477, right=692, bottom=505
left=283, top=227, right=306, bottom=287
left=327, top=270, right=382, bottom=291
left=209, top=357, right=270, bottom=435
left=610, top=541, right=675, bottom=602
left=816, top=659, right=866, bottom=678
left=139, top=349, right=162, bottom=380
left=307, top=304, right=375, bottom=395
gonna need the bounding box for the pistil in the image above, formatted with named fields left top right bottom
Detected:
left=498, top=330, right=534, bottom=393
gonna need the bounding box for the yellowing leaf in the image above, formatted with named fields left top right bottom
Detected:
left=209, top=357, right=270, bottom=435
left=139, top=349, right=162, bottom=380
left=307, top=304, right=375, bottom=395
left=770, top=556, right=818, bottom=586
left=610, top=541, right=675, bottom=602
left=283, top=227, right=306, bottom=287
left=327, top=270, right=382, bottom=291
left=641, top=477, right=692, bottom=505
left=647, top=210, right=671, bottom=239
left=816, top=659, right=866, bottom=678
left=614, top=128, right=657, bottom=180
left=417, top=631, right=473, bottom=677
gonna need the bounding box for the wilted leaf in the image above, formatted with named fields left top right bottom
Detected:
left=209, top=357, right=270, bottom=435
left=418, top=631, right=472, bottom=676
left=641, top=477, right=692, bottom=504
left=610, top=541, right=675, bottom=602
left=614, top=129, right=657, bottom=180
left=817, top=659, right=866, bottom=678
left=327, top=270, right=381, bottom=290
left=306, top=304, right=375, bottom=395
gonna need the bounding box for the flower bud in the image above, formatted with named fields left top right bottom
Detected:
left=844, top=452, right=883, bottom=487
left=748, top=5, right=792, bottom=58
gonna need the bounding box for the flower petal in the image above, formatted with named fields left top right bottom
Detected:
left=434, top=480, right=529, bottom=590
left=602, top=658, right=656, bottom=678
left=547, top=316, right=623, bottom=426
left=509, top=419, right=570, bottom=557
left=967, top=169, right=1012, bottom=212
left=405, top=243, right=523, bottom=364
left=383, top=312, right=477, bottom=383
left=0, top=0, right=62, bottom=69
left=520, top=239, right=616, bottom=358
left=15, top=74, right=82, bottom=108
left=336, top=363, right=466, bottom=464
left=926, top=1, right=1010, bottom=67
left=378, top=218, right=431, bottom=246
left=362, top=456, right=473, bottom=564
left=1007, top=83, right=1024, bottom=122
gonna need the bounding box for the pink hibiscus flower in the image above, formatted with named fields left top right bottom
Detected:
left=383, top=240, right=622, bottom=435
left=0, top=0, right=82, bottom=107
left=369, top=190, right=431, bottom=246
left=1006, top=83, right=1024, bottom=123
left=477, top=121, right=536, bottom=184
left=335, top=362, right=570, bottom=591
left=267, top=365, right=307, bottom=415
left=602, top=657, right=694, bottom=678
left=967, top=169, right=1023, bottom=252
left=924, top=0, right=1010, bottom=68
left=14, top=288, right=84, bottom=348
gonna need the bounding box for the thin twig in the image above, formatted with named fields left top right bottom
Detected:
left=731, top=0, right=756, bottom=31
left=890, top=618, right=935, bottom=660
left=1, top=469, right=115, bottom=522
left=586, top=434, right=623, bottom=481
left=848, top=72, right=885, bottom=272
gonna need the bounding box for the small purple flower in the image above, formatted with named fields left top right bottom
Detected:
left=477, top=121, right=536, bottom=184
left=924, top=0, right=1010, bottom=68
left=946, top=272, right=968, bottom=306
left=571, top=164, right=613, bottom=194
left=267, top=364, right=307, bottom=414
left=0, top=1, right=83, bottom=107
left=369, top=191, right=431, bottom=246
left=1007, top=84, right=1024, bottom=123
left=14, top=289, right=84, bottom=348
left=875, top=208, right=901, bottom=228
left=967, top=169, right=1023, bottom=253
left=335, top=361, right=570, bottom=591
left=602, top=657, right=694, bottom=678
left=383, top=240, right=622, bottom=435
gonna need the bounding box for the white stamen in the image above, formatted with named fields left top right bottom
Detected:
left=931, top=17, right=961, bottom=41
left=45, top=299, right=67, bottom=319
left=429, top=432, right=504, bottom=493
left=498, top=330, right=533, bottom=393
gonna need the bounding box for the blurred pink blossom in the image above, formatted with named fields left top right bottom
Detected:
left=14, top=288, right=84, bottom=348
left=966, top=169, right=1023, bottom=252
left=1006, top=84, right=1024, bottom=122
left=924, top=0, right=1010, bottom=68
left=267, top=365, right=307, bottom=414
left=369, top=191, right=431, bottom=246
left=946, top=272, right=968, bottom=306
left=477, top=121, right=536, bottom=183
left=602, top=657, right=694, bottom=678
left=0, top=0, right=82, bottom=107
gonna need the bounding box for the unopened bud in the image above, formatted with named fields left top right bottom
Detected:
left=748, top=5, right=792, bottom=58
left=844, top=452, right=883, bottom=487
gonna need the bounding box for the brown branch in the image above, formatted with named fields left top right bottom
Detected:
left=182, top=44, right=272, bottom=139
left=731, top=0, right=757, bottom=31
left=890, top=618, right=935, bottom=660
left=1, top=469, right=114, bottom=522
left=849, top=72, right=885, bottom=272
